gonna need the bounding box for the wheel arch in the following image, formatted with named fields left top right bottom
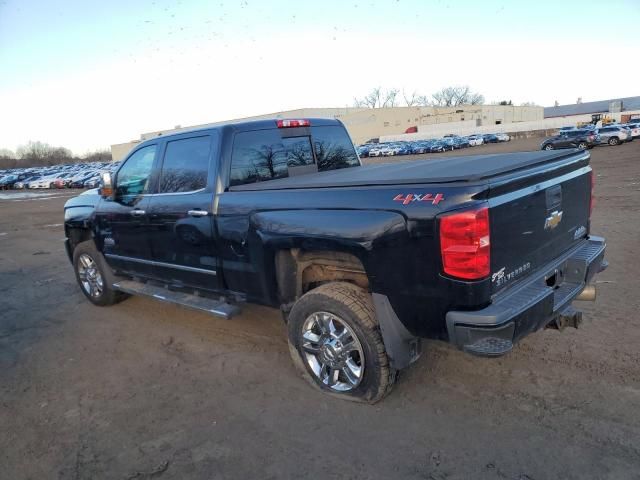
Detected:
left=275, top=248, right=369, bottom=305
left=249, top=208, right=406, bottom=306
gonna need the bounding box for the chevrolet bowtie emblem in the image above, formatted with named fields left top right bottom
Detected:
left=544, top=210, right=563, bottom=230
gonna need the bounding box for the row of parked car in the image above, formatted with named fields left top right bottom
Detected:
left=540, top=123, right=640, bottom=151
left=357, top=132, right=511, bottom=157
left=0, top=161, right=121, bottom=190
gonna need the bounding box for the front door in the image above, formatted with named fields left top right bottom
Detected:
left=146, top=134, right=221, bottom=291
left=97, top=144, right=157, bottom=277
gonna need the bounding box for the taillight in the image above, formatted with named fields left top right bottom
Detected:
left=589, top=170, right=595, bottom=217
left=276, top=119, right=311, bottom=128
left=439, top=206, right=490, bottom=280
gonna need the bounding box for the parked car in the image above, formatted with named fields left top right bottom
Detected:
left=482, top=134, right=499, bottom=143
left=619, top=126, right=634, bottom=142
left=623, top=123, right=640, bottom=138
left=84, top=176, right=102, bottom=189
left=541, top=129, right=599, bottom=150
left=28, top=176, right=56, bottom=189
left=0, top=174, right=19, bottom=189
left=367, top=146, right=383, bottom=157
left=63, top=117, right=606, bottom=403
left=496, top=133, right=510, bottom=142
left=596, top=126, right=629, bottom=146
left=467, top=135, right=484, bottom=146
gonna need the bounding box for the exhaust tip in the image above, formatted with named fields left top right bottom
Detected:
left=575, top=284, right=596, bottom=302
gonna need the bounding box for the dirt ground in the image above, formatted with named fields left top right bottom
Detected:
left=1, top=138, right=639, bottom=480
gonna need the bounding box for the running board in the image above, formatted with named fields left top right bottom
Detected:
left=113, top=280, right=240, bottom=319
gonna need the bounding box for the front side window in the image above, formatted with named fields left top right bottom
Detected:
left=159, top=136, right=211, bottom=193
left=116, top=145, right=156, bottom=198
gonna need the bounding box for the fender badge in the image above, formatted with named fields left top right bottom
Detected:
left=544, top=210, right=563, bottom=230
left=393, top=193, right=444, bottom=205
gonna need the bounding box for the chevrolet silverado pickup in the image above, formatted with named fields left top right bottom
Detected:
left=63, top=118, right=607, bottom=403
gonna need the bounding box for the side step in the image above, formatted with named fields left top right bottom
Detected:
left=113, top=280, right=240, bottom=319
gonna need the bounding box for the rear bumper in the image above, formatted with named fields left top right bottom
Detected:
left=446, top=236, right=606, bottom=356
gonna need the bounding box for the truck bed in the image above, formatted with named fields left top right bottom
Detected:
left=229, top=150, right=588, bottom=191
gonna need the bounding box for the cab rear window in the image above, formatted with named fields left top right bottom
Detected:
left=230, top=126, right=359, bottom=186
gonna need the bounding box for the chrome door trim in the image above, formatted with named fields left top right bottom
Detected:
left=104, top=253, right=217, bottom=276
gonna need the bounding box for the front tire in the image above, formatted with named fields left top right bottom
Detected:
left=608, top=137, right=619, bottom=146
left=287, top=282, right=396, bottom=403
left=73, top=240, right=127, bottom=306
left=577, top=142, right=587, bottom=150
left=544, top=144, right=554, bottom=150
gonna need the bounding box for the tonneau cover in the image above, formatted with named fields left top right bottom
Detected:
left=229, top=150, right=588, bottom=191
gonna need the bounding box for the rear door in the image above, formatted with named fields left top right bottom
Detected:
left=220, top=123, right=360, bottom=299
left=146, top=133, right=221, bottom=291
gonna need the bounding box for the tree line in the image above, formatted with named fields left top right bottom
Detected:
left=0, top=141, right=111, bottom=170
left=353, top=86, right=538, bottom=109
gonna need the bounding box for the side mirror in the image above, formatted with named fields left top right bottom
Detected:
left=99, top=172, right=114, bottom=199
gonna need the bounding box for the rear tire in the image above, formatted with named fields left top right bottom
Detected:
left=544, top=144, right=554, bottom=150
left=287, top=282, right=396, bottom=403
left=608, top=137, right=619, bottom=146
left=577, top=142, right=587, bottom=150
left=73, top=240, right=127, bottom=306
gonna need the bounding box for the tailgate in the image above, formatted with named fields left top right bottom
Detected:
left=488, top=157, right=592, bottom=294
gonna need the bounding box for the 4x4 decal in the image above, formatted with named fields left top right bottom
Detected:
left=393, top=193, right=444, bottom=205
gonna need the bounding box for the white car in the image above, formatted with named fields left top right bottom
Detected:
left=367, top=147, right=382, bottom=157
left=28, top=176, right=56, bottom=189
left=468, top=135, right=484, bottom=146
left=623, top=123, right=640, bottom=138
left=496, top=133, right=510, bottom=142
left=379, top=146, right=394, bottom=156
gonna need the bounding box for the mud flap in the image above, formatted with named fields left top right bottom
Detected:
left=372, top=293, right=421, bottom=370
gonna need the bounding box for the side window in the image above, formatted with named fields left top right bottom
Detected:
left=116, top=145, right=156, bottom=198
left=159, top=136, right=211, bottom=193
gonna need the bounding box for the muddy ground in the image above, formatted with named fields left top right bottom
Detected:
left=1, top=138, right=639, bottom=479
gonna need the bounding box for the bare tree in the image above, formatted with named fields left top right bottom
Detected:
left=16, top=141, right=73, bottom=167
left=431, top=86, right=485, bottom=107
left=354, top=87, right=382, bottom=108
left=415, top=95, right=432, bottom=106
left=83, top=150, right=112, bottom=163
left=402, top=90, right=419, bottom=107
left=382, top=88, right=399, bottom=107
left=354, top=87, right=400, bottom=108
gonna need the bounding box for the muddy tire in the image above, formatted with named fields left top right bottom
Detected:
left=73, top=240, right=127, bottom=306
left=287, top=282, right=396, bottom=403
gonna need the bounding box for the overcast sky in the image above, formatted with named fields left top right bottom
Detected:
left=1, top=0, right=639, bottom=154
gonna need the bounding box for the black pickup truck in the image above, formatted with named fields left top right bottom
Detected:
left=64, top=118, right=607, bottom=403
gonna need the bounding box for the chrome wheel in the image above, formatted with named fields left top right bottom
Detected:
left=545, top=144, right=554, bottom=150
left=301, top=312, right=364, bottom=392
left=77, top=253, right=104, bottom=298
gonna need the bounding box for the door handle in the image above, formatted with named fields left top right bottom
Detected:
left=188, top=209, right=209, bottom=217
left=130, top=209, right=146, bottom=217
